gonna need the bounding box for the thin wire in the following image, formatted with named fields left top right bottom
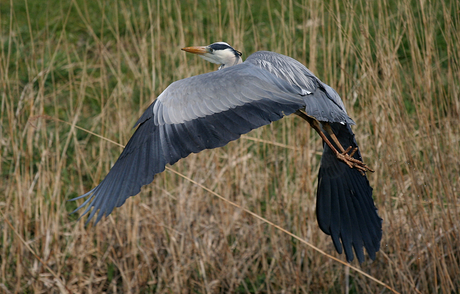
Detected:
left=164, top=166, right=399, bottom=294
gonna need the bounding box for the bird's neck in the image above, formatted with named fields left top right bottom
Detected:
left=218, top=55, right=243, bottom=70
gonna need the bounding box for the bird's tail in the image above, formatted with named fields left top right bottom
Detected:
left=316, top=123, right=382, bottom=263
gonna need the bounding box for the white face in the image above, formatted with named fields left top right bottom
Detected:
left=199, top=42, right=237, bottom=65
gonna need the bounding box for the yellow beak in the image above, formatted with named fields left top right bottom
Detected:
left=181, top=46, right=208, bottom=55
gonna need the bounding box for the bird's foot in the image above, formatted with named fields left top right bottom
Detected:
left=336, top=146, right=374, bottom=175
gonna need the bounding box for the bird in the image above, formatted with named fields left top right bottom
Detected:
left=72, top=41, right=382, bottom=263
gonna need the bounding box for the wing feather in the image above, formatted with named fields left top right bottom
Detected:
left=316, top=123, right=382, bottom=262
left=73, top=98, right=302, bottom=224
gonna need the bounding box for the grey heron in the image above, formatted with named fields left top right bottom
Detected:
left=72, top=42, right=382, bottom=263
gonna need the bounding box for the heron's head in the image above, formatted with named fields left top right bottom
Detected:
left=182, top=42, right=242, bottom=69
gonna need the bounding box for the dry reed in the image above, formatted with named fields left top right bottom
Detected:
left=1, top=0, right=459, bottom=292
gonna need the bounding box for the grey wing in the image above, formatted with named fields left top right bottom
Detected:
left=246, top=51, right=353, bottom=124
left=153, top=61, right=307, bottom=125
left=71, top=62, right=308, bottom=224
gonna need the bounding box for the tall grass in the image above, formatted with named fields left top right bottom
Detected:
left=1, top=0, right=459, bottom=292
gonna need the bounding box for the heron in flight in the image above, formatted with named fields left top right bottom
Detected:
left=72, top=42, right=382, bottom=263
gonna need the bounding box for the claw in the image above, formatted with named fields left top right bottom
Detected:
left=349, top=147, right=358, bottom=158
left=336, top=146, right=374, bottom=174
left=293, top=111, right=375, bottom=175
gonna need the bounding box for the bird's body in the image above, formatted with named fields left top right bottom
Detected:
left=73, top=42, right=382, bottom=263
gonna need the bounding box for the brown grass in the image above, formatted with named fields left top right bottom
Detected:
left=1, top=0, right=459, bottom=292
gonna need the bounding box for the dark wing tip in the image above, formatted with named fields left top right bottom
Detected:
left=71, top=116, right=165, bottom=225
left=316, top=124, right=382, bottom=263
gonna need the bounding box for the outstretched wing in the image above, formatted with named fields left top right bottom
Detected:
left=72, top=58, right=331, bottom=224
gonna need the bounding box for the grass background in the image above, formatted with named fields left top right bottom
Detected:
left=1, top=0, right=459, bottom=292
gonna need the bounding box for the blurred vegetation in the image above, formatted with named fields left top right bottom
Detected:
left=1, top=0, right=459, bottom=293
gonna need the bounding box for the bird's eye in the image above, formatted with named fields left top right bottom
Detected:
left=209, top=48, right=214, bottom=53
